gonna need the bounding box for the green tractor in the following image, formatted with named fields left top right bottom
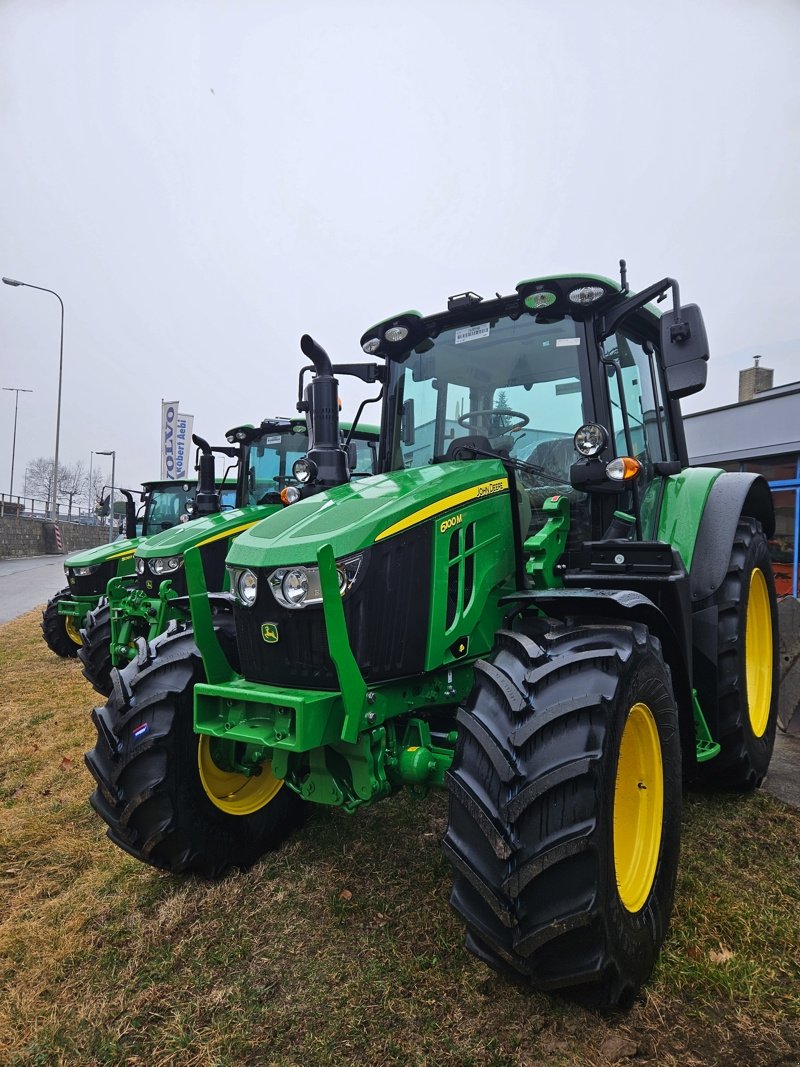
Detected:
left=86, top=267, right=778, bottom=1007
left=41, top=477, right=212, bottom=658
left=78, top=419, right=379, bottom=696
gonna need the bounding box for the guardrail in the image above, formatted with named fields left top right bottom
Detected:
left=0, top=494, right=100, bottom=524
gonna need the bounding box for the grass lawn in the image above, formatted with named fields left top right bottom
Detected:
left=1, top=609, right=798, bottom=1066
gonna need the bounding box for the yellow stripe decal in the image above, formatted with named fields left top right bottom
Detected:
left=107, top=550, right=135, bottom=561
left=375, top=477, right=509, bottom=543
left=195, top=521, right=261, bottom=548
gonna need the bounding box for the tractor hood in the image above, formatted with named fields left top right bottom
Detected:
left=226, top=459, right=510, bottom=568
left=65, top=536, right=143, bottom=569
left=136, top=504, right=281, bottom=559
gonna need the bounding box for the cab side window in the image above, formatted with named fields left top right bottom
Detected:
left=603, top=330, right=674, bottom=475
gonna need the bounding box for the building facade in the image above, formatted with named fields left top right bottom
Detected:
left=684, top=362, right=800, bottom=598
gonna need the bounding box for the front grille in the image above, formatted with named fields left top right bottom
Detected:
left=236, top=523, right=433, bottom=689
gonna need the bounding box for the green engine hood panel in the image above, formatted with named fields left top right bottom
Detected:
left=136, top=504, right=281, bottom=559
left=226, top=460, right=510, bottom=567
left=65, top=536, right=143, bottom=568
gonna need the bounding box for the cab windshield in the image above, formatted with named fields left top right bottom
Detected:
left=390, top=314, right=588, bottom=489
left=246, top=430, right=310, bottom=504
left=143, top=484, right=196, bottom=533
left=245, top=427, right=377, bottom=504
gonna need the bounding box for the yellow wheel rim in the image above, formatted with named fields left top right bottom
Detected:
left=613, top=702, right=664, bottom=913
left=65, top=616, right=83, bottom=645
left=197, top=736, right=283, bottom=815
left=745, top=567, right=772, bottom=738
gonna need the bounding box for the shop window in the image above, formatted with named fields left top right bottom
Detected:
left=768, top=488, right=798, bottom=598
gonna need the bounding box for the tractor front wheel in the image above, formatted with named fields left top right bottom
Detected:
left=84, top=625, right=305, bottom=877
left=697, top=517, right=779, bottom=791
left=444, top=624, right=682, bottom=1009
left=78, top=599, right=113, bottom=696
left=41, top=588, right=83, bottom=658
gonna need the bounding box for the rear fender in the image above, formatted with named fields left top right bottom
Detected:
left=689, top=472, right=774, bottom=604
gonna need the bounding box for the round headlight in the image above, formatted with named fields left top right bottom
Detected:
left=362, top=337, right=380, bottom=354
left=385, top=325, right=408, bottom=343
left=237, top=569, right=258, bottom=606
left=574, top=423, right=609, bottom=457
left=292, top=458, right=317, bottom=484
left=569, top=286, right=605, bottom=305
left=524, top=291, right=557, bottom=310
left=281, top=568, right=308, bottom=606
left=136, top=558, right=145, bottom=575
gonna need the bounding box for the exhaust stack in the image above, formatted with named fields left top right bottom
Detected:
left=192, top=434, right=221, bottom=516
left=300, top=334, right=350, bottom=489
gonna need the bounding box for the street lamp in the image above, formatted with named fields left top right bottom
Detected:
left=2, top=386, right=33, bottom=496
left=88, top=450, right=95, bottom=524
left=3, top=276, right=64, bottom=521
left=95, top=450, right=116, bottom=543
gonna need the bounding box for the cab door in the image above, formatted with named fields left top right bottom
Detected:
left=601, top=316, right=677, bottom=538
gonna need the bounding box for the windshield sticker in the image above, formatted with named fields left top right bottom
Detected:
left=556, top=337, right=581, bottom=347
left=265, top=435, right=281, bottom=444
left=455, top=323, right=490, bottom=345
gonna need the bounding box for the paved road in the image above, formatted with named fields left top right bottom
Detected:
left=0, top=555, right=66, bottom=623
left=763, top=731, right=800, bottom=810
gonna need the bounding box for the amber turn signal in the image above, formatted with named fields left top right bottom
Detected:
left=606, top=456, right=641, bottom=481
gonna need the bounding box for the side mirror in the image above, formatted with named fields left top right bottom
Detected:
left=347, top=441, right=358, bottom=472
left=660, top=304, right=709, bottom=399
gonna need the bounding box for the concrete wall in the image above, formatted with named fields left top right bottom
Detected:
left=0, top=518, right=110, bottom=559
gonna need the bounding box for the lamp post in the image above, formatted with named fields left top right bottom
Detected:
left=88, top=450, right=95, bottom=524
left=2, top=386, right=33, bottom=496
left=3, top=277, right=64, bottom=520
left=95, top=450, right=116, bottom=542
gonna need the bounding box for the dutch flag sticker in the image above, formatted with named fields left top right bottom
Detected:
left=132, top=723, right=150, bottom=739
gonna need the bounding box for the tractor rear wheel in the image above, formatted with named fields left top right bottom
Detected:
left=78, top=599, right=113, bottom=696
left=41, top=588, right=83, bottom=658
left=84, top=624, right=305, bottom=877
left=697, top=517, right=779, bottom=791
left=444, top=624, right=682, bottom=1009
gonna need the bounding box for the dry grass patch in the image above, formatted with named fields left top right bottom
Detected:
left=0, top=610, right=799, bottom=1066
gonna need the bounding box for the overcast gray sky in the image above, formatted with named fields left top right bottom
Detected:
left=1, top=0, right=798, bottom=496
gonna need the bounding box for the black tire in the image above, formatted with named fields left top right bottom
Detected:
left=84, top=624, right=306, bottom=877
left=696, top=517, right=779, bottom=791
left=78, top=599, right=114, bottom=697
left=443, top=624, right=682, bottom=1009
left=41, top=588, right=83, bottom=658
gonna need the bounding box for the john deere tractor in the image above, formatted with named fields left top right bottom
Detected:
left=40, top=477, right=213, bottom=658
left=86, top=267, right=778, bottom=1008
left=78, top=418, right=378, bottom=695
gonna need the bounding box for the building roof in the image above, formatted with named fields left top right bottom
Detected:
left=684, top=381, right=800, bottom=465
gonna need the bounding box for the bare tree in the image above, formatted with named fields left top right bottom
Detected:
left=89, top=465, right=108, bottom=513
left=60, top=461, right=88, bottom=519
left=23, top=457, right=90, bottom=517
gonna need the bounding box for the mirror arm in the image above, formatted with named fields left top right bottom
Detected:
left=599, top=277, right=687, bottom=341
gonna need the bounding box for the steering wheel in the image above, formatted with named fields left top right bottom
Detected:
left=458, top=408, right=530, bottom=434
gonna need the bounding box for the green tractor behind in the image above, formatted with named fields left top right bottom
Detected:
left=78, top=418, right=378, bottom=695
left=40, top=477, right=216, bottom=658
left=86, top=266, right=778, bottom=1008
